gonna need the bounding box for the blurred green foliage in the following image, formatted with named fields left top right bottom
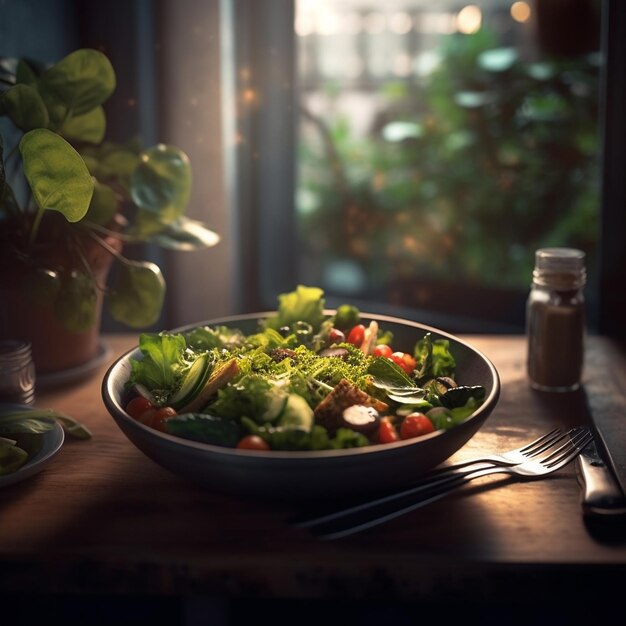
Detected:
left=297, top=28, right=600, bottom=307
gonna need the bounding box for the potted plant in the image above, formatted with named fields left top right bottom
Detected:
left=0, top=48, right=219, bottom=374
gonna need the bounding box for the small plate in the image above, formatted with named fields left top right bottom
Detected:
left=0, top=406, right=65, bottom=488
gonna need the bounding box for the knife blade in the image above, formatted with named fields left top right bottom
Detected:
left=576, top=429, right=626, bottom=516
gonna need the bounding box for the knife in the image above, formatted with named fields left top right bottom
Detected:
left=576, top=429, right=626, bottom=516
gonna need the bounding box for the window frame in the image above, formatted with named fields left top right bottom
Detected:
left=598, top=0, right=626, bottom=338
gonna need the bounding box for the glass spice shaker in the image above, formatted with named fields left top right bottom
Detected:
left=526, top=248, right=586, bottom=392
left=0, top=339, right=36, bottom=405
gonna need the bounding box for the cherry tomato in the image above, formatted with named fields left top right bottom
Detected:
left=236, top=435, right=271, bottom=451
left=329, top=328, right=346, bottom=344
left=377, top=417, right=400, bottom=444
left=346, top=324, right=366, bottom=347
left=137, top=407, right=159, bottom=426
left=373, top=344, right=393, bottom=359
left=151, top=407, right=177, bottom=432
left=400, top=413, right=435, bottom=440
left=126, top=396, right=155, bottom=419
left=391, top=351, right=417, bottom=375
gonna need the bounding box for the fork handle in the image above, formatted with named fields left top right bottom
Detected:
left=306, top=465, right=502, bottom=539
left=292, top=463, right=494, bottom=530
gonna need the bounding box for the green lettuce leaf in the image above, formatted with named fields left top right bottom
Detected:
left=184, top=325, right=246, bottom=351
left=129, top=332, right=187, bottom=391
left=208, top=374, right=277, bottom=423
left=263, top=285, right=326, bottom=332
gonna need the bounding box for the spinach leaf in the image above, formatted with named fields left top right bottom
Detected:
left=368, top=356, right=430, bottom=403
left=440, top=385, right=486, bottom=409
left=368, top=355, right=415, bottom=388
left=413, top=333, right=457, bottom=379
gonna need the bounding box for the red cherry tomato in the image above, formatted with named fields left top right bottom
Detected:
left=136, top=406, right=177, bottom=430
left=151, top=407, right=177, bottom=432
left=391, top=351, right=417, bottom=375
left=373, top=344, right=393, bottom=358
left=329, top=328, right=346, bottom=344
left=400, top=413, right=435, bottom=440
left=137, top=407, right=159, bottom=426
left=126, top=396, right=154, bottom=419
left=377, top=417, right=400, bottom=444
left=236, top=435, right=271, bottom=451
left=346, top=324, right=366, bottom=347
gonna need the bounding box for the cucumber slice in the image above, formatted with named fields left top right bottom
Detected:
left=165, top=413, right=243, bottom=447
left=278, top=394, right=314, bottom=432
left=260, top=391, right=288, bottom=422
left=168, top=354, right=211, bottom=410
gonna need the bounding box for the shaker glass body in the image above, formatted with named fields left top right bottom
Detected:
left=526, top=248, right=586, bottom=393
left=0, top=340, right=36, bottom=405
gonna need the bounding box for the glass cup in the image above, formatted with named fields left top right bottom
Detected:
left=0, top=340, right=36, bottom=405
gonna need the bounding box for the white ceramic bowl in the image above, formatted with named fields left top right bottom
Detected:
left=101, top=312, right=500, bottom=501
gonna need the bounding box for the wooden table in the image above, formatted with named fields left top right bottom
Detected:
left=2, top=334, right=626, bottom=623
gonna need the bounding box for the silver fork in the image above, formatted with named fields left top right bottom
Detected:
left=423, top=426, right=569, bottom=476
left=291, top=427, right=581, bottom=527
left=295, top=426, right=592, bottom=540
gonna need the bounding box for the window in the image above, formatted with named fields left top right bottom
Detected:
left=293, top=0, right=603, bottom=332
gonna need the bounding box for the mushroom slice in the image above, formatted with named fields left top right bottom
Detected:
left=314, top=378, right=388, bottom=434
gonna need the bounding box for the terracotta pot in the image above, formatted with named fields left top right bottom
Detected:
left=0, top=216, right=124, bottom=376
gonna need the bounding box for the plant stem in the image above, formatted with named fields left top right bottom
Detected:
left=84, top=228, right=128, bottom=263
left=28, top=207, right=44, bottom=247
left=70, top=231, right=104, bottom=292
left=82, top=220, right=143, bottom=244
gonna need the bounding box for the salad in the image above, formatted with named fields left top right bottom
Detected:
left=122, top=286, right=486, bottom=451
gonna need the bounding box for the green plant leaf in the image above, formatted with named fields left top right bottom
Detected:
left=101, top=148, right=140, bottom=190
left=61, top=105, right=106, bottom=144
left=0, top=83, right=49, bottom=131
left=20, top=128, right=94, bottom=222
left=81, top=143, right=140, bottom=189
left=39, top=48, right=116, bottom=125
left=84, top=180, right=118, bottom=225
left=130, top=144, right=192, bottom=226
left=16, top=58, right=40, bottom=86
left=54, top=270, right=98, bottom=332
left=107, top=260, right=165, bottom=328
left=150, top=217, right=221, bottom=250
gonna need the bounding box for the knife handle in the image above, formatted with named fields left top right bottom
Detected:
left=577, top=453, right=626, bottom=515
